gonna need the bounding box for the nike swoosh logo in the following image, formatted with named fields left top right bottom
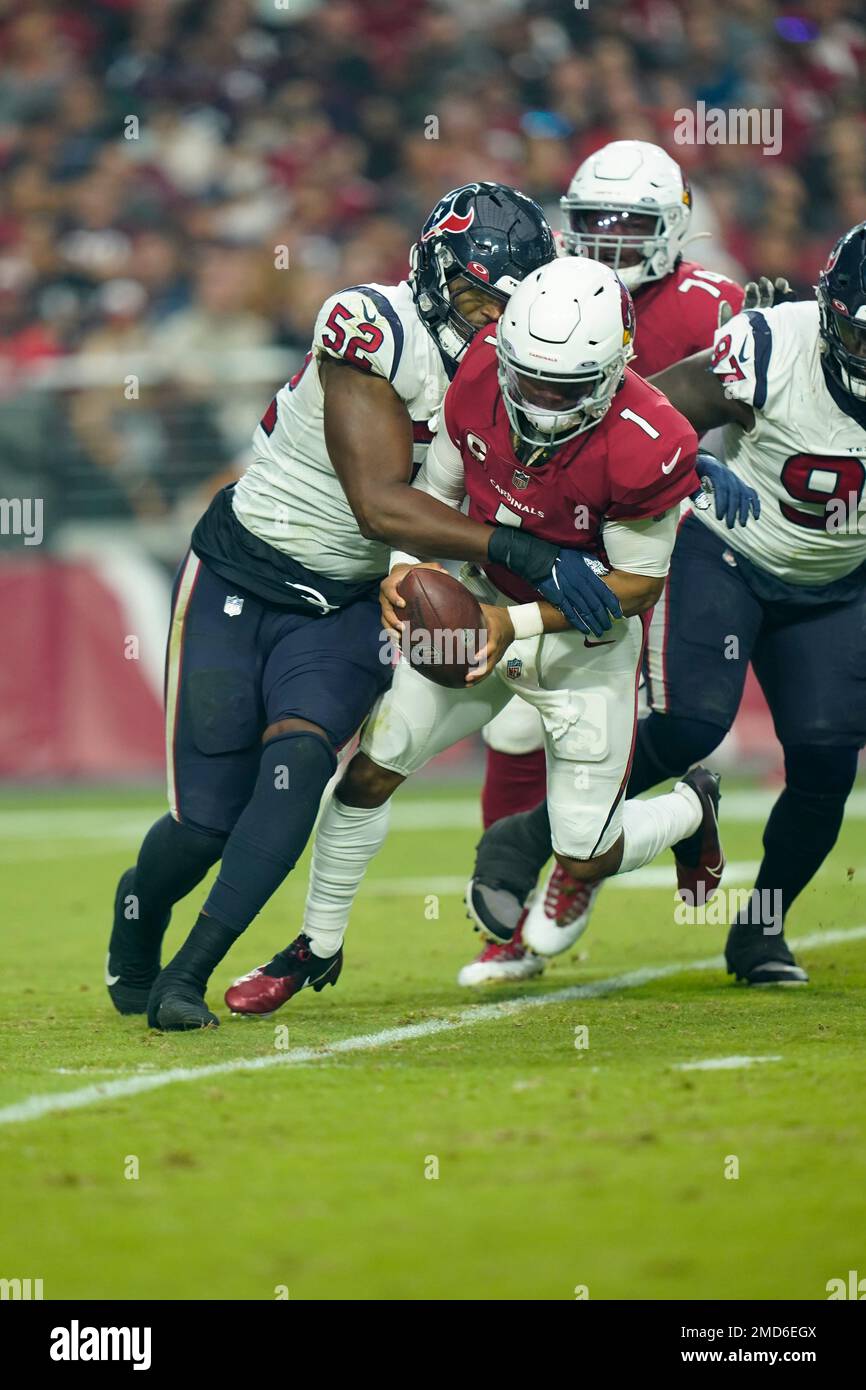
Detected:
left=105, top=954, right=120, bottom=987
left=738, top=337, right=750, bottom=363
left=584, top=638, right=615, bottom=648
left=661, top=446, right=682, bottom=476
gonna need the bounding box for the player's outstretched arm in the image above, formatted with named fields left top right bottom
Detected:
left=693, top=451, right=760, bottom=528
left=650, top=349, right=755, bottom=434
left=323, top=359, right=494, bottom=562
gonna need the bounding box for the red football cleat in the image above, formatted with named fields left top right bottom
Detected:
left=225, top=933, right=343, bottom=1017
left=522, top=864, right=602, bottom=956
left=672, top=767, right=725, bottom=904
left=457, top=920, right=546, bottom=986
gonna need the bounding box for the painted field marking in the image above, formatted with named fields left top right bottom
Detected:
left=673, top=1055, right=783, bottom=1072
left=1, top=788, right=865, bottom=845
left=1, top=924, right=864, bottom=1129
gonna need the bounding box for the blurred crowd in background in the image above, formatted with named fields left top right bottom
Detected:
left=1, top=0, right=865, bottom=539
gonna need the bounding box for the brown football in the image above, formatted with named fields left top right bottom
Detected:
left=396, top=567, right=486, bottom=688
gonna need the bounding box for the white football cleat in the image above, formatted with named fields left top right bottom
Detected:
left=521, top=864, right=602, bottom=957
left=457, top=924, right=545, bottom=987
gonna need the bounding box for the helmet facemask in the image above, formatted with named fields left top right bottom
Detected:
left=410, top=238, right=513, bottom=371
left=560, top=202, right=681, bottom=290
left=818, top=289, right=866, bottom=400
left=497, top=341, right=625, bottom=447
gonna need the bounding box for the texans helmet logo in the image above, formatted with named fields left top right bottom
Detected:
left=421, top=193, right=476, bottom=242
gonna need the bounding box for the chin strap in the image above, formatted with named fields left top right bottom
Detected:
left=511, top=432, right=557, bottom=467
left=677, top=229, right=712, bottom=255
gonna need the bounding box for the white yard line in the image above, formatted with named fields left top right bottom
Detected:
left=673, top=1055, right=783, bottom=1072
left=1, top=924, right=864, bottom=1129
left=372, top=862, right=763, bottom=895
left=1, top=788, right=865, bottom=845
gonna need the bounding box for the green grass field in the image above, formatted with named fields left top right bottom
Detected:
left=1, top=778, right=864, bottom=1301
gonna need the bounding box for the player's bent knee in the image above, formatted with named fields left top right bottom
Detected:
left=337, top=751, right=404, bottom=809
left=644, top=712, right=728, bottom=774
left=263, top=716, right=330, bottom=745
left=555, top=833, right=624, bottom=884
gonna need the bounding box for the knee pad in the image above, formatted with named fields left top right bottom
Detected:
left=142, top=812, right=226, bottom=872
left=258, top=728, right=337, bottom=795
left=171, top=814, right=228, bottom=855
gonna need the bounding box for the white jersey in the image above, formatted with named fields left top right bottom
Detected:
left=700, top=300, right=866, bottom=586
left=232, top=281, right=449, bottom=581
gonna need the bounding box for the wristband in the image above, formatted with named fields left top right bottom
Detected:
left=390, top=551, right=421, bottom=572
left=508, top=602, right=544, bottom=639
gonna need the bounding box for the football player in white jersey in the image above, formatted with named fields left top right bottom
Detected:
left=106, top=183, right=629, bottom=1031
left=466, top=221, right=866, bottom=986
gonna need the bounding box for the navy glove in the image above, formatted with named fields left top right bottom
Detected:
left=537, top=550, right=623, bottom=637
left=487, top=526, right=622, bottom=637
left=692, top=453, right=761, bottom=529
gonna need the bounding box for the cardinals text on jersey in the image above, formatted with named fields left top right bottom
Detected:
left=703, top=301, right=866, bottom=586
left=232, top=281, right=448, bottom=582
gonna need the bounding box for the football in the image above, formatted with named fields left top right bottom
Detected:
left=396, top=566, right=486, bottom=688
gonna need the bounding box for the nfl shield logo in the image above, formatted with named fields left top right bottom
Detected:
left=224, top=595, right=244, bottom=617
left=512, top=469, right=530, bottom=490
left=506, top=657, right=523, bottom=680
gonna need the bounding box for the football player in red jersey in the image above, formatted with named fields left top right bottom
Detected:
left=481, top=143, right=745, bottom=824
left=468, top=140, right=751, bottom=983
left=223, top=255, right=755, bottom=1018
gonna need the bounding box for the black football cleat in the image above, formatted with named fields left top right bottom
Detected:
left=225, top=934, right=343, bottom=1016
left=672, top=767, right=725, bottom=904
left=147, top=973, right=219, bottom=1031
left=106, top=868, right=166, bottom=1015
left=464, top=877, right=526, bottom=944
left=725, top=920, right=809, bottom=986
left=466, top=808, right=550, bottom=943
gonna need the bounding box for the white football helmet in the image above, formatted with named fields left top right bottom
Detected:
left=560, top=140, right=692, bottom=291
left=497, top=256, right=635, bottom=447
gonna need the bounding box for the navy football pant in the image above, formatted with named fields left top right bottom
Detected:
left=165, top=551, right=391, bottom=834
left=643, top=513, right=866, bottom=748
left=129, top=552, right=391, bottom=952
left=637, top=514, right=864, bottom=928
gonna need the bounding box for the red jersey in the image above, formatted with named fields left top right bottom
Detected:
left=442, top=331, right=700, bottom=602
left=630, top=260, right=744, bottom=378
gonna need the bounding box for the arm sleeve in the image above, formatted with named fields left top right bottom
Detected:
left=389, top=422, right=467, bottom=571
left=412, top=419, right=467, bottom=508
left=601, top=508, right=679, bottom=577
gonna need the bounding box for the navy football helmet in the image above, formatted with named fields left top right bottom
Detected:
left=409, top=182, right=556, bottom=375
left=817, top=220, right=866, bottom=401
